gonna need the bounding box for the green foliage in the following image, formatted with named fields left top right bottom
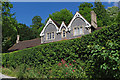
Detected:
left=30, top=16, right=43, bottom=38
left=2, top=23, right=120, bottom=79
left=16, top=23, right=38, bottom=41
left=2, top=67, right=17, bottom=77
left=87, top=40, right=120, bottom=79
left=2, top=2, right=41, bottom=52
left=38, top=24, right=44, bottom=34
left=78, top=2, right=93, bottom=23
left=93, top=2, right=109, bottom=27
left=30, top=16, right=42, bottom=29
left=47, top=59, right=87, bottom=78
left=2, top=2, right=18, bottom=52
left=106, top=6, right=119, bottom=25
left=107, top=6, right=119, bottom=19
left=46, top=8, right=73, bottom=25
left=116, top=11, right=120, bottom=25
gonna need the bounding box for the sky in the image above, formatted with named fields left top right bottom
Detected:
left=10, top=2, right=118, bottom=27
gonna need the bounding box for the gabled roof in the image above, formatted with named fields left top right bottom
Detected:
left=67, top=12, right=91, bottom=30
left=52, top=19, right=61, bottom=28
left=59, top=21, right=68, bottom=32
left=40, top=11, right=92, bottom=37
left=40, top=18, right=59, bottom=36
left=8, top=38, right=41, bottom=52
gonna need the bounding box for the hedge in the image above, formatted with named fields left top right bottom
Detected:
left=2, top=23, right=120, bottom=79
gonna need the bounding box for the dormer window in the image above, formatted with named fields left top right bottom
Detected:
left=62, top=29, right=66, bottom=38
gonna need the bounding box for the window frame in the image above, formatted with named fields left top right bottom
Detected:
left=46, top=32, right=55, bottom=40
left=73, top=25, right=84, bottom=36
left=62, top=29, right=66, bottom=38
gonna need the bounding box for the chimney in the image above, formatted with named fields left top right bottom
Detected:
left=91, top=11, right=97, bottom=28
left=16, top=35, right=20, bottom=43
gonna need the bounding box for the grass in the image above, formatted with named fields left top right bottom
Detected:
left=2, top=67, right=17, bottom=77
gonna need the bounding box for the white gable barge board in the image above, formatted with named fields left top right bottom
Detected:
left=67, top=12, right=91, bottom=31
left=59, top=21, right=68, bottom=32
left=40, top=11, right=92, bottom=36
left=40, top=18, right=59, bottom=36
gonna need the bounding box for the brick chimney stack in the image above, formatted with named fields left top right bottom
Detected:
left=91, top=11, right=97, bottom=28
left=16, top=35, right=20, bottom=43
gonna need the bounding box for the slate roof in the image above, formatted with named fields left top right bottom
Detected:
left=52, top=19, right=61, bottom=28
left=8, top=38, right=41, bottom=52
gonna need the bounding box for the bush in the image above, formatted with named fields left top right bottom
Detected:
left=47, top=59, right=87, bottom=78
left=86, top=40, right=120, bottom=79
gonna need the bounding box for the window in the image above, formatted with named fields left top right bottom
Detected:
left=80, top=27, right=83, bottom=34
left=47, top=33, right=49, bottom=40
left=52, top=32, right=54, bottom=39
left=74, top=26, right=83, bottom=36
left=49, top=33, right=51, bottom=39
left=46, top=32, right=55, bottom=40
left=77, top=27, right=79, bottom=35
left=63, top=30, right=65, bottom=37
left=74, top=28, right=76, bottom=35
left=62, top=29, right=66, bottom=38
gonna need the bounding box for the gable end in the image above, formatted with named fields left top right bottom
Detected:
left=68, top=12, right=91, bottom=31
left=40, top=18, right=59, bottom=36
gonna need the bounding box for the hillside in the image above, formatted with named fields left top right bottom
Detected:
left=2, top=23, right=120, bottom=79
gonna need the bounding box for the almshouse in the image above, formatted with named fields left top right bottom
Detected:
left=8, top=11, right=100, bottom=52
left=40, top=11, right=98, bottom=43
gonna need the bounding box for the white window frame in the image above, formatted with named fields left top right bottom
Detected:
left=62, top=29, right=66, bottom=38
left=46, top=32, right=55, bottom=40
left=80, top=26, right=83, bottom=34
left=73, top=25, right=84, bottom=36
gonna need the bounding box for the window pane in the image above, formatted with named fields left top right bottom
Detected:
left=50, top=33, right=51, bottom=39
left=80, top=27, right=83, bottom=34
left=63, top=30, right=65, bottom=37
left=47, top=33, right=49, bottom=40
left=52, top=32, right=54, bottom=39
left=78, top=28, right=79, bottom=35
left=74, top=28, right=76, bottom=35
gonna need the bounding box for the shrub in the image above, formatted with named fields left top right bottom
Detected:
left=47, top=59, right=87, bottom=78
left=86, top=40, right=120, bottom=79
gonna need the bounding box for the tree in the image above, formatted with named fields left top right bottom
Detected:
left=78, top=2, right=93, bottom=23
left=30, top=16, right=43, bottom=37
left=116, top=11, right=120, bottom=25
left=17, top=23, right=38, bottom=41
left=106, top=6, right=119, bottom=24
left=93, top=1, right=109, bottom=27
left=2, top=2, right=18, bottom=52
left=2, top=2, right=40, bottom=52
left=30, top=16, right=42, bottom=29
left=38, top=24, right=44, bottom=35
left=46, top=8, right=73, bottom=25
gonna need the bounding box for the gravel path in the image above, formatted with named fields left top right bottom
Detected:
left=0, top=73, right=16, bottom=79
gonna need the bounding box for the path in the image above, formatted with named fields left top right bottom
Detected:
left=0, top=73, right=16, bottom=79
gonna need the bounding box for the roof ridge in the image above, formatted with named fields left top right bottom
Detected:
left=19, top=38, right=40, bottom=43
